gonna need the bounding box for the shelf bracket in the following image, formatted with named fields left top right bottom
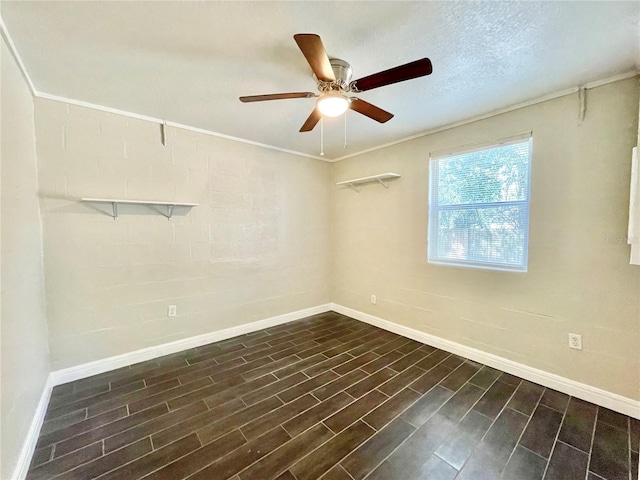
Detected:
left=111, top=201, right=118, bottom=220
left=153, top=204, right=175, bottom=219
left=347, top=183, right=361, bottom=193
left=376, top=177, right=389, bottom=189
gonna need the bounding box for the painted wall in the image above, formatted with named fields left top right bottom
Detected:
left=34, top=99, right=332, bottom=370
left=1, top=37, right=50, bottom=478
left=332, top=78, right=640, bottom=401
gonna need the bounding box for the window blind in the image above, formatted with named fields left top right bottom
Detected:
left=428, top=136, right=532, bottom=272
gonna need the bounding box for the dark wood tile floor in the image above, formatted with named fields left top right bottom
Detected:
left=28, top=312, right=639, bottom=480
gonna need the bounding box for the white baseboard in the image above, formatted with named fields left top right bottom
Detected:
left=330, top=303, right=640, bottom=420
left=16, top=301, right=639, bottom=480
left=12, top=375, right=54, bottom=480
left=50, top=303, right=332, bottom=386
left=14, top=304, right=332, bottom=479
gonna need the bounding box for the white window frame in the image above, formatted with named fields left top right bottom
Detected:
left=428, top=133, right=533, bottom=272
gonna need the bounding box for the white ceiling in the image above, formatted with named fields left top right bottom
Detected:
left=2, top=1, right=639, bottom=160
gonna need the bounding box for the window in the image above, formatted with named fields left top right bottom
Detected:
left=428, top=134, right=532, bottom=272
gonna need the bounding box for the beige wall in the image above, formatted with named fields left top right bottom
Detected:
left=332, top=78, right=640, bottom=400
left=1, top=38, right=50, bottom=478
left=34, top=98, right=332, bottom=370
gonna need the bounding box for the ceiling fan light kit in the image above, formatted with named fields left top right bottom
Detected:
left=239, top=33, right=432, bottom=152
left=316, top=92, right=350, bottom=117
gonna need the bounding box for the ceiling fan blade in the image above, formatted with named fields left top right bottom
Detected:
left=293, top=34, right=336, bottom=83
left=239, top=92, right=316, bottom=102
left=351, top=58, right=433, bottom=92
left=349, top=98, right=394, bottom=123
left=300, top=109, right=321, bottom=132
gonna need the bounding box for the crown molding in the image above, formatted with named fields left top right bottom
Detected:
left=331, top=70, right=640, bottom=162
left=0, top=14, right=37, bottom=96
left=3, top=14, right=637, bottom=163
left=35, top=92, right=329, bottom=162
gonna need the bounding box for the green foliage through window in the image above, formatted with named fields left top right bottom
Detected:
left=428, top=137, right=532, bottom=271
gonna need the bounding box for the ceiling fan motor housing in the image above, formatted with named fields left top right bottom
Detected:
left=323, top=58, right=352, bottom=91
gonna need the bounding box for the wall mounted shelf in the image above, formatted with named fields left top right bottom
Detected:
left=336, top=173, right=401, bottom=192
left=81, top=198, right=198, bottom=219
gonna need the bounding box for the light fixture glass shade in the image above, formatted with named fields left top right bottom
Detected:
left=316, top=93, right=349, bottom=117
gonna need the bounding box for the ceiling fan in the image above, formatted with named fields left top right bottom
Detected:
left=239, top=34, right=433, bottom=133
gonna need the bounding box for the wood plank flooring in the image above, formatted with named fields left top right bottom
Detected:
left=28, top=312, right=639, bottom=480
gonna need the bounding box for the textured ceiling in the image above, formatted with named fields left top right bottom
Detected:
left=2, top=1, right=639, bottom=159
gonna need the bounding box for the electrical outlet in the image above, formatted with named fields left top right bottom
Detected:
left=568, top=333, right=582, bottom=350
left=167, top=305, right=177, bottom=317
left=370, top=295, right=377, bottom=305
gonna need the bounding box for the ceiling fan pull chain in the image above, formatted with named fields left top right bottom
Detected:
left=344, top=110, right=348, bottom=149
left=320, top=115, right=325, bottom=156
